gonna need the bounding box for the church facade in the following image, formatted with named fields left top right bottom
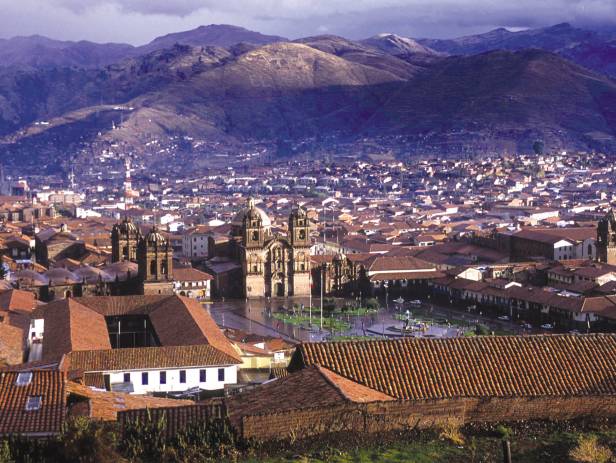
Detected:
left=597, top=209, right=616, bottom=265
left=208, top=198, right=312, bottom=298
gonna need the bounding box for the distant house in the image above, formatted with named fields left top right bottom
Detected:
left=173, top=267, right=213, bottom=299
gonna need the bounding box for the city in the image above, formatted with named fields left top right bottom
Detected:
left=0, top=2, right=616, bottom=462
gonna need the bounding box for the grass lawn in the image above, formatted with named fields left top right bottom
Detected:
left=272, top=312, right=351, bottom=332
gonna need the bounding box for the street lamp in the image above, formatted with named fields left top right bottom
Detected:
left=384, top=281, right=389, bottom=312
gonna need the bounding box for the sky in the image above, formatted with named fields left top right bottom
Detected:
left=1, top=0, right=616, bottom=44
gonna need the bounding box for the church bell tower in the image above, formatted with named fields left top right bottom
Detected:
left=597, top=209, right=616, bottom=265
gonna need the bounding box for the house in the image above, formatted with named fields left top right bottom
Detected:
left=172, top=267, right=213, bottom=299
left=28, top=295, right=242, bottom=394
left=0, top=370, right=192, bottom=436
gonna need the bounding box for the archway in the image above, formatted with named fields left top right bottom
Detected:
left=275, top=282, right=284, bottom=297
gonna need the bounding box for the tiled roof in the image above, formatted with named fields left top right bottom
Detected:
left=290, top=335, right=616, bottom=401
left=39, top=296, right=240, bottom=363
left=173, top=268, right=213, bottom=281
left=64, top=344, right=241, bottom=372
left=42, top=299, right=111, bottom=362
left=65, top=381, right=192, bottom=421
left=227, top=365, right=392, bottom=420
left=0, top=289, right=35, bottom=313
left=0, top=370, right=66, bottom=435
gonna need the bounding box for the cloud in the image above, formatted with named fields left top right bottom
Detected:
left=0, top=0, right=615, bottom=44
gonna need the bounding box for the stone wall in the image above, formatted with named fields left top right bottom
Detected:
left=239, top=395, right=616, bottom=441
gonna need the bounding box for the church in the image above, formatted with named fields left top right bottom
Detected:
left=111, top=218, right=174, bottom=295
left=597, top=208, right=616, bottom=265
left=207, top=198, right=312, bottom=298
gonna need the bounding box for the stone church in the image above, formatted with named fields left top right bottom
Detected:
left=208, top=198, right=312, bottom=298
left=111, top=217, right=174, bottom=295
left=597, top=209, right=616, bottom=265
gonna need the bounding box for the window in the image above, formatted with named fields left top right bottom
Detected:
left=141, top=372, right=149, bottom=385
left=218, top=368, right=225, bottom=382
left=25, top=396, right=42, bottom=411
left=179, top=370, right=186, bottom=383
left=123, top=373, right=130, bottom=383
left=199, top=369, right=206, bottom=383
left=160, top=371, right=166, bottom=384
left=16, top=372, right=32, bottom=386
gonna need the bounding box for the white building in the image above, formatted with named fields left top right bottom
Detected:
left=66, top=345, right=239, bottom=394
left=182, top=226, right=211, bottom=259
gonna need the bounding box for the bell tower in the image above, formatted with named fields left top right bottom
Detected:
left=111, top=216, right=141, bottom=263
left=243, top=198, right=265, bottom=249
left=137, top=226, right=174, bottom=294
left=289, top=205, right=310, bottom=247
left=597, top=209, right=616, bottom=265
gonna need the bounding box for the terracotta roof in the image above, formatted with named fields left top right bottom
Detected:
left=42, top=299, right=111, bottom=362
left=64, top=344, right=241, bottom=372
left=173, top=268, right=213, bottom=281
left=0, top=289, right=35, bottom=313
left=0, top=370, right=66, bottom=435
left=65, top=381, right=192, bottom=421
left=290, top=335, right=616, bottom=400
left=39, top=296, right=240, bottom=363
left=370, top=271, right=444, bottom=281
left=227, top=365, right=393, bottom=420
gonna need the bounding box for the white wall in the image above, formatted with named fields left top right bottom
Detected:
left=182, top=233, right=209, bottom=258
left=108, top=365, right=237, bottom=394
left=553, top=240, right=574, bottom=260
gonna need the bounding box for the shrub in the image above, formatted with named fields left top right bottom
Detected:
left=475, top=324, right=490, bottom=336
left=172, top=418, right=246, bottom=461
left=57, top=417, right=123, bottom=463
left=438, top=419, right=465, bottom=446
left=495, top=424, right=512, bottom=440
left=569, top=435, right=613, bottom=463
left=119, top=411, right=167, bottom=462
left=364, top=298, right=379, bottom=310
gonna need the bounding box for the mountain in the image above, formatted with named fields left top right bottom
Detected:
left=0, top=35, right=134, bottom=68
left=362, top=33, right=440, bottom=56
left=418, top=23, right=616, bottom=77
left=2, top=42, right=616, bottom=170
left=0, top=25, right=286, bottom=69
left=136, top=24, right=286, bottom=54
left=294, top=35, right=422, bottom=79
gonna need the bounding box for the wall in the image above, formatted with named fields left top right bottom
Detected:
left=107, top=365, right=237, bottom=394
left=238, top=395, right=616, bottom=441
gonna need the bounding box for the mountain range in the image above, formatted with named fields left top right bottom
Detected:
left=1, top=22, right=616, bottom=169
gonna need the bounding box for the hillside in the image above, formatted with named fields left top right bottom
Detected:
left=418, top=23, right=616, bottom=77
left=2, top=43, right=616, bottom=166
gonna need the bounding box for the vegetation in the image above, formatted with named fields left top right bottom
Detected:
left=569, top=435, right=613, bottom=463
left=0, top=418, right=614, bottom=463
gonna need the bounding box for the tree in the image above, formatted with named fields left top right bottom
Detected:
left=532, top=140, right=544, bottom=155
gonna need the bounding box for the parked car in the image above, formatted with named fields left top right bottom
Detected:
left=409, top=300, right=421, bottom=307
left=541, top=323, right=554, bottom=330
left=520, top=322, right=533, bottom=330
left=497, top=315, right=510, bottom=321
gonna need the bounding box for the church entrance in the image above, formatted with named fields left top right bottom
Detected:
left=275, top=281, right=284, bottom=297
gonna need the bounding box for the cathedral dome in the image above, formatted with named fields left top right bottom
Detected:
left=145, top=227, right=167, bottom=246
left=231, top=197, right=272, bottom=227
left=113, top=217, right=139, bottom=236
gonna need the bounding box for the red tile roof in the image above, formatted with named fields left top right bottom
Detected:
left=65, top=381, right=192, bottom=421
left=64, top=344, right=241, bottom=372
left=0, top=370, right=66, bottom=435
left=290, top=334, right=616, bottom=400
left=39, top=296, right=240, bottom=363
left=227, top=365, right=393, bottom=420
